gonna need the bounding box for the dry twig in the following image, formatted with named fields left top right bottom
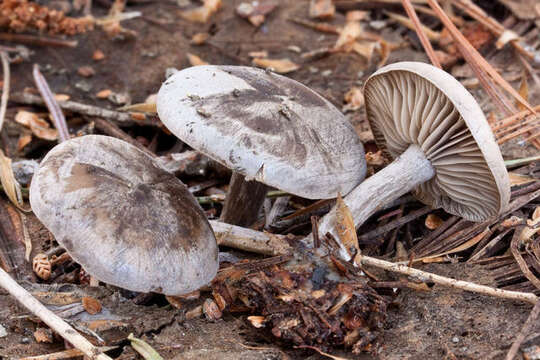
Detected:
left=505, top=300, right=540, bottom=360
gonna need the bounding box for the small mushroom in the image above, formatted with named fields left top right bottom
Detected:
left=157, top=65, right=366, bottom=225
left=29, top=135, right=218, bottom=295
left=314, top=62, right=510, bottom=251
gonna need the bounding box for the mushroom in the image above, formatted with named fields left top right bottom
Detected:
left=157, top=65, right=366, bottom=226
left=29, top=135, right=218, bottom=295
left=313, top=62, right=510, bottom=254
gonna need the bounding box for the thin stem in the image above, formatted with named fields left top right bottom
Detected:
left=309, top=144, right=435, bottom=260
left=32, top=65, right=70, bottom=142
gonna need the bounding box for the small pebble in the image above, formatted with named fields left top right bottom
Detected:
left=321, top=69, right=333, bottom=77
left=369, top=20, right=386, bottom=30
left=77, top=66, right=95, bottom=78
left=452, top=336, right=459, bottom=343
left=0, top=324, right=7, bottom=338
left=75, top=80, right=92, bottom=92
left=20, top=337, right=31, bottom=344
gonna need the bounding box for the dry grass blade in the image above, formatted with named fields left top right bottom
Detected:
left=296, top=345, right=350, bottom=360
left=0, top=51, right=9, bottom=132
left=128, top=333, right=164, bottom=360
left=0, top=150, right=27, bottom=211
left=400, top=0, right=441, bottom=67
left=426, top=0, right=535, bottom=115
left=19, top=347, right=117, bottom=360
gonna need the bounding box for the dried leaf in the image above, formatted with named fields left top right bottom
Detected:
left=187, top=53, right=209, bottom=66
left=82, top=297, right=102, bottom=315
left=17, top=134, right=32, bottom=151
left=335, top=193, right=360, bottom=260
left=203, top=298, right=222, bottom=321
left=425, top=214, right=443, bottom=230
left=252, top=58, right=299, bottom=74
left=335, top=21, right=362, bottom=49
left=96, top=89, right=112, bottom=99
left=0, top=150, right=26, bottom=210
left=236, top=0, right=278, bottom=27
left=247, top=315, right=266, bottom=328
left=180, top=0, right=222, bottom=23
left=351, top=41, right=376, bottom=61
left=343, top=87, right=364, bottom=112
left=495, top=29, right=520, bottom=49
left=128, top=333, right=164, bottom=360
left=309, top=0, right=335, bottom=19
left=190, top=32, right=210, bottom=45
left=33, top=328, right=53, bottom=343
left=15, top=111, right=58, bottom=141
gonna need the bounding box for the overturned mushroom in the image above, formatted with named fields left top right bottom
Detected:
left=313, top=62, right=510, bottom=255
left=30, top=135, right=218, bottom=295
left=157, top=65, right=366, bottom=226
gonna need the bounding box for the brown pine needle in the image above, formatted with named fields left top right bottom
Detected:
left=494, top=116, right=540, bottom=138
left=497, top=124, right=540, bottom=144
left=426, top=0, right=535, bottom=116
left=491, top=105, right=540, bottom=131
left=400, top=0, right=441, bottom=68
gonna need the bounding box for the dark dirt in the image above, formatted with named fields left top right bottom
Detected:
left=0, top=0, right=539, bottom=359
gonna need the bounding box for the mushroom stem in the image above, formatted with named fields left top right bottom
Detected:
left=220, top=172, right=268, bottom=227
left=310, top=144, right=435, bottom=258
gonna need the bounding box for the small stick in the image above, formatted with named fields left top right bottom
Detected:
left=0, top=33, right=78, bottom=48
left=358, top=255, right=538, bottom=304
left=0, top=51, right=9, bottom=132
left=400, top=0, right=442, bottom=67
left=505, top=300, right=540, bottom=360
left=9, top=92, right=156, bottom=126
left=311, top=215, right=320, bottom=248
left=20, top=346, right=117, bottom=360
left=0, top=267, right=113, bottom=360
left=32, top=65, right=70, bottom=142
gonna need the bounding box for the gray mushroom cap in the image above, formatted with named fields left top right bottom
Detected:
left=364, top=62, right=510, bottom=221
left=156, top=65, right=366, bottom=199
left=29, top=135, right=218, bottom=295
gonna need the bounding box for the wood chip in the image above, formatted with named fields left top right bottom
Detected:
left=92, top=49, right=105, bottom=61
left=96, top=89, right=112, bottom=99
left=252, top=58, right=299, bottom=73
left=190, top=32, right=210, bottom=45
left=187, top=53, right=209, bottom=66
left=33, top=328, right=53, bottom=343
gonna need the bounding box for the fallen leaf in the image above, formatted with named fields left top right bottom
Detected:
left=17, top=134, right=32, bottom=151
left=0, top=150, right=26, bottom=210
left=425, top=214, right=443, bottom=230
left=252, top=58, right=299, bottom=73
left=15, top=110, right=58, bottom=141
left=352, top=40, right=376, bottom=61
left=343, top=86, right=364, bottom=112
left=77, top=66, right=95, bottom=77
left=335, top=21, right=362, bottom=50
left=96, top=89, right=112, bottom=99
left=187, top=53, right=209, bottom=66
left=128, top=333, right=164, bottom=360
left=82, top=296, right=102, bottom=315
left=93, top=49, right=105, bottom=61
left=179, top=0, right=222, bottom=23
left=190, top=32, right=210, bottom=45
left=309, top=0, right=335, bottom=19
left=335, top=193, right=360, bottom=261
left=33, top=328, right=53, bottom=343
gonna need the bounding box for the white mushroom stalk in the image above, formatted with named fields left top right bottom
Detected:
left=309, top=62, right=510, bottom=259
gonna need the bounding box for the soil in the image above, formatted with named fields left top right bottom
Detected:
left=0, top=0, right=539, bottom=359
